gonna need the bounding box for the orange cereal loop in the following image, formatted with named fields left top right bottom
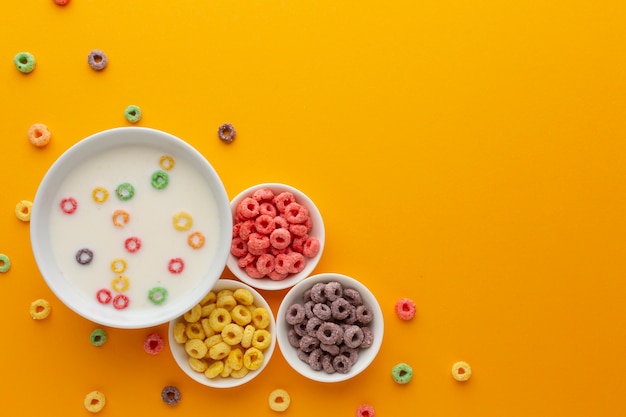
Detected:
left=92, top=187, right=109, bottom=203
left=112, top=210, right=130, bottom=227
left=15, top=200, right=33, bottom=222
left=159, top=155, right=175, bottom=171
left=173, top=211, right=193, bottom=231
left=187, top=231, right=205, bottom=249
left=84, top=390, right=106, bottom=413
left=27, top=123, right=51, bottom=147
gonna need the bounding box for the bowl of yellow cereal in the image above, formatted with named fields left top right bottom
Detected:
left=276, top=273, right=384, bottom=383
left=30, top=127, right=233, bottom=329
left=168, top=278, right=277, bottom=388
left=226, top=183, right=325, bottom=291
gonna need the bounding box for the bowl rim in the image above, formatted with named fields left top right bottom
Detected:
left=168, top=278, right=277, bottom=388
left=276, top=272, right=384, bottom=383
left=226, top=182, right=325, bottom=291
left=30, top=127, right=233, bottom=329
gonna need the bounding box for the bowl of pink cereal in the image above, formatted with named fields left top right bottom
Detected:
left=226, top=183, right=325, bottom=291
left=168, top=278, right=277, bottom=388
left=276, top=273, right=384, bottom=383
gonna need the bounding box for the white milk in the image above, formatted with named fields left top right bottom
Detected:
left=48, top=145, right=221, bottom=312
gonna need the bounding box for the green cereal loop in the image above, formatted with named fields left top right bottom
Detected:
left=14, top=52, right=36, bottom=73
left=124, top=105, right=142, bottom=123
left=391, top=362, right=413, bottom=384
left=0, top=254, right=10, bottom=273
left=151, top=170, right=169, bottom=190
left=148, top=287, right=168, bottom=305
left=90, top=329, right=108, bottom=347
left=115, top=183, right=135, bottom=201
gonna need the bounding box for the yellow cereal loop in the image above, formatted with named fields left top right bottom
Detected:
left=110, top=258, right=127, bottom=274
left=241, top=324, right=255, bottom=349
left=204, top=334, right=223, bottom=350
left=201, top=303, right=217, bottom=318
left=200, top=291, right=217, bottom=305
left=84, top=390, right=106, bottom=413
left=185, top=322, right=205, bottom=340
left=15, top=200, right=33, bottom=222
left=243, top=347, right=264, bottom=370
left=209, top=341, right=232, bottom=360
left=216, top=294, right=237, bottom=311
left=230, top=305, right=252, bottom=326
left=252, top=307, right=271, bottom=329
left=452, top=361, right=472, bottom=381
left=252, top=329, right=272, bottom=350
left=221, top=323, right=244, bottom=345
left=227, top=347, right=244, bottom=371
left=208, top=307, right=232, bottom=332
left=230, top=365, right=250, bottom=379
left=183, top=304, right=202, bottom=322
left=159, top=155, right=175, bottom=171
left=188, top=357, right=209, bottom=373
left=173, top=211, right=193, bottom=231
left=233, top=288, right=254, bottom=306
left=111, top=275, right=130, bottom=293
left=30, top=299, right=51, bottom=320
left=173, top=322, right=188, bottom=344
left=217, top=289, right=234, bottom=298
left=268, top=389, right=291, bottom=412
left=220, top=360, right=233, bottom=378
left=200, top=318, right=216, bottom=338
left=185, top=338, right=208, bottom=359
left=204, top=360, right=224, bottom=379
left=92, top=187, right=109, bottom=203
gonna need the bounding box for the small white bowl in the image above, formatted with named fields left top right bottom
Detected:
left=276, top=273, right=384, bottom=383
left=30, top=127, right=232, bottom=329
left=226, top=183, right=325, bottom=291
left=168, top=279, right=277, bottom=388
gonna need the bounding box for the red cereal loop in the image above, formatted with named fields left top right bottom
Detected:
left=144, top=333, right=165, bottom=355
left=237, top=197, right=260, bottom=219
left=254, top=214, right=276, bottom=235
left=245, top=263, right=265, bottom=279
left=302, top=237, right=321, bottom=258
left=274, top=253, right=294, bottom=274
left=96, top=289, right=112, bottom=304
left=54, top=0, right=70, bottom=5
left=284, top=202, right=309, bottom=224
left=124, top=237, right=141, bottom=253
left=273, top=192, right=296, bottom=213
left=230, top=237, right=248, bottom=257
left=252, top=187, right=275, bottom=202
left=288, top=252, right=305, bottom=273
left=356, top=404, right=375, bottom=417
left=238, top=220, right=255, bottom=241
left=259, top=202, right=277, bottom=217
left=112, top=294, right=130, bottom=310
left=269, top=228, right=292, bottom=250
left=168, top=258, right=185, bottom=274
left=395, top=298, right=416, bottom=320
left=256, top=253, right=275, bottom=275
left=247, top=233, right=270, bottom=255
left=60, top=197, right=78, bottom=214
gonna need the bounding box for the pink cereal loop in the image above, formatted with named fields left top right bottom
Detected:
left=269, top=228, right=291, bottom=250
left=288, top=252, right=306, bottom=273
left=256, top=253, right=275, bottom=275
left=252, top=187, right=275, bottom=202
left=273, top=215, right=289, bottom=229
left=284, top=202, right=309, bottom=224
left=238, top=197, right=260, bottom=219
left=245, top=263, right=265, bottom=279
left=259, top=202, right=277, bottom=217
left=395, top=298, right=416, bottom=320
left=237, top=252, right=255, bottom=268
left=230, top=237, right=248, bottom=257
left=273, top=192, right=296, bottom=213
left=254, top=214, right=276, bottom=235
left=302, top=236, right=320, bottom=258
left=274, top=253, right=294, bottom=275
left=356, top=404, right=375, bottom=417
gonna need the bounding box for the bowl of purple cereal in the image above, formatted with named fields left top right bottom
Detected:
left=276, top=273, right=383, bottom=382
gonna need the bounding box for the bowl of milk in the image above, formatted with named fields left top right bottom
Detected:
left=30, top=127, right=232, bottom=329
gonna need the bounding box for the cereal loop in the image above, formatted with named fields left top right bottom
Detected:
left=168, top=257, right=185, bottom=274
left=112, top=294, right=130, bottom=310
left=84, top=390, right=106, bottom=413
left=173, top=212, right=193, bottom=231
left=15, top=200, right=33, bottom=222
left=218, top=123, right=236, bottom=143
left=144, top=333, right=165, bottom=355
left=159, top=155, right=175, bottom=170
left=110, top=258, right=127, bottom=273
left=187, top=231, right=205, bottom=249
left=96, top=289, right=112, bottom=304
left=124, top=105, right=142, bottom=123
left=87, top=49, right=107, bottom=71
left=151, top=170, right=169, bottom=190
left=161, top=386, right=181, bottom=406
left=124, top=236, right=141, bottom=253
left=391, top=362, right=413, bottom=384
left=30, top=299, right=51, bottom=320
left=395, top=297, right=416, bottom=321
left=268, top=388, right=291, bottom=412
left=0, top=254, right=11, bottom=273
left=115, top=183, right=135, bottom=201
left=148, top=286, right=168, bottom=305
left=54, top=0, right=70, bottom=5
left=111, top=275, right=130, bottom=292
left=91, top=187, right=109, bottom=203
left=60, top=197, right=78, bottom=214
left=90, top=329, right=107, bottom=347
left=76, top=248, right=94, bottom=265
left=14, top=52, right=36, bottom=73
left=356, top=404, right=375, bottom=417
left=452, top=361, right=472, bottom=381
left=112, top=209, right=130, bottom=227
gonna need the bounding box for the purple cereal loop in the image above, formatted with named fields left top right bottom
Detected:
left=299, top=335, right=319, bottom=352
left=287, top=328, right=301, bottom=348
left=297, top=348, right=310, bottom=363
left=161, top=386, right=181, bottom=406
left=340, top=345, right=359, bottom=364
left=360, top=327, right=374, bottom=348
left=302, top=288, right=312, bottom=302
left=310, top=283, right=327, bottom=303
left=87, top=50, right=108, bottom=71
left=322, top=354, right=336, bottom=374
left=285, top=303, right=306, bottom=325
left=308, top=348, right=323, bottom=371
left=331, top=297, right=351, bottom=320
left=356, top=305, right=373, bottom=324
left=343, top=325, right=364, bottom=348
left=293, top=321, right=308, bottom=337
left=323, top=281, right=343, bottom=301
left=312, top=303, right=332, bottom=321
left=305, top=317, right=323, bottom=337
left=316, top=322, right=344, bottom=345
left=320, top=342, right=340, bottom=356
left=332, top=354, right=353, bottom=374
left=304, top=301, right=316, bottom=319
left=343, top=304, right=357, bottom=324
left=343, top=288, right=363, bottom=306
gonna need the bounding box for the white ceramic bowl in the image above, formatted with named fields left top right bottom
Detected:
left=168, top=278, right=277, bottom=388
left=276, top=273, right=384, bottom=383
left=226, top=183, right=325, bottom=291
left=30, top=127, right=232, bottom=329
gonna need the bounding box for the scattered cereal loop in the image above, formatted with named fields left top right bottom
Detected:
left=54, top=0, right=71, bottom=5
left=112, top=294, right=130, bottom=310
left=217, top=123, right=236, bottom=143
left=30, top=299, right=51, bottom=320
left=168, top=257, right=185, bottom=274
left=75, top=248, right=94, bottom=265
left=92, top=187, right=109, bottom=203
left=15, top=200, right=33, bottom=222
left=187, top=231, right=205, bottom=249
left=144, top=333, right=164, bottom=355
left=14, top=52, right=36, bottom=73
left=356, top=404, right=375, bottom=417
left=87, top=50, right=107, bottom=71
left=115, top=183, right=135, bottom=201
left=96, top=288, right=112, bottom=304
left=84, top=390, right=105, bottom=413
left=90, top=329, right=107, bottom=347
left=112, top=209, right=129, bottom=227
left=111, top=275, right=130, bottom=292
left=60, top=197, right=77, bottom=214
left=148, top=286, right=168, bottom=305
left=173, top=212, right=193, bottom=231
left=451, top=361, right=472, bottom=382
left=268, top=388, right=290, bottom=412
left=161, top=386, right=181, bottom=406
left=124, top=105, right=142, bottom=123
left=0, top=254, right=11, bottom=273
left=27, top=123, right=51, bottom=147
left=395, top=298, right=416, bottom=321
left=159, top=155, right=175, bottom=171
left=391, top=362, right=413, bottom=384
left=151, top=170, right=169, bottom=189
left=124, top=236, right=141, bottom=253
left=110, top=258, right=127, bottom=273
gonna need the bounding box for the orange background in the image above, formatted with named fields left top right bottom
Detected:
left=2, top=1, right=626, bottom=416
